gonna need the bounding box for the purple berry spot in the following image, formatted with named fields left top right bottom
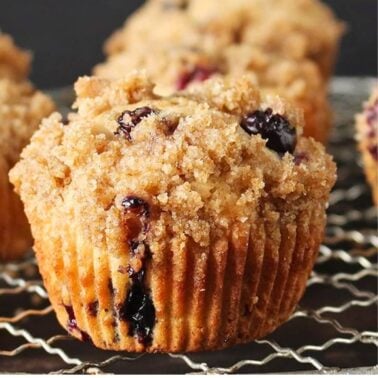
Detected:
left=366, top=100, right=378, bottom=126
left=177, top=66, right=217, bottom=90
left=294, top=152, right=308, bottom=166
left=64, top=305, right=92, bottom=343
left=368, top=145, right=378, bottom=161
left=87, top=301, right=99, bottom=317
left=240, top=108, right=297, bottom=155
left=65, top=305, right=77, bottom=333
left=119, top=196, right=156, bottom=345
left=116, top=107, right=156, bottom=141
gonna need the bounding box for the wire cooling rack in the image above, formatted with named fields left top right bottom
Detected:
left=0, top=78, right=377, bottom=374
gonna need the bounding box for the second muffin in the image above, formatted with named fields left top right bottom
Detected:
left=11, top=73, right=336, bottom=352
left=0, top=33, right=55, bottom=260
left=95, top=45, right=332, bottom=143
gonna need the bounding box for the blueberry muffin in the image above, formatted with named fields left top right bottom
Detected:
left=11, top=73, right=336, bottom=352
left=356, top=88, right=378, bottom=206
left=0, top=33, right=31, bottom=81
left=0, top=78, right=55, bottom=260
left=95, top=45, right=331, bottom=143
left=104, top=0, right=344, bottom=79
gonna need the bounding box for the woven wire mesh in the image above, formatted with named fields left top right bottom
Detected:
left=0, top=78, right=377, bottom=374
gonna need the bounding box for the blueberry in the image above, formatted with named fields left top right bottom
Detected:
left=240, top=108, right=297, bottom=155
left=122, top=196, right=150, bottom=218
left=118, top=281, right=156, bottom=345
left=116, top=107, right=156, bottom=141
left=120, top=195, right=156, bottom=345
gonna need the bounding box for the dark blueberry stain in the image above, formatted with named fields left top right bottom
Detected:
left=126, top=265, right=145, bottom=283
left=119, top=196, right=156, bottom=345
left=240, top=108, right=297, bottom=155
left=64, top=305, right=92, bottom=343
left=118, top=273, right=156, bottom=345
left=122, top=196, right=151, bottom=236
left=294, top=152, right=308, bottom=166
left=108, top=279, right=115, bottom=296
left=176, top=66, right=218, bottom=90
left=115, top=107, right=156, bottom=141
left=368, top=145, right=378, bottom=161
left=87, top=301, right=99, bottom=317
left=129, top=240, right=142, bottom=255
left=122, top=196, right=150, bottom=218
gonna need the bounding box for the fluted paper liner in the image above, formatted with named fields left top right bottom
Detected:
left=33, top=198, right=326, bottom=353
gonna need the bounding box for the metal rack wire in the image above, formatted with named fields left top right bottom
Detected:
left=0, top=78, right=377, bottom=374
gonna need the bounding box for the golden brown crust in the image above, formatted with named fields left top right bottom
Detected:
left=0, top=79, right=55, bottom=260
left=0, top=34, right=31, bottom=81
left=11, top=73, right=336, bottom=351
left=356, top=88, right=378, bottom=206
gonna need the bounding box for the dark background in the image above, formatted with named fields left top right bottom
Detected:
left=0, top=0, right=376, bottom=89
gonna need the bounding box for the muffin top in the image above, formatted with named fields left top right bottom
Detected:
left=104, top=0, right=344, bottom=73
left=357, top=87, right=378, bottom=162
left=0, top=78, right=55, bottom=168
left=0, top=33, right=31, bottom=81
left=95, top=44, right=327, bottom=118
left=11, top=73, right=335, bottom=248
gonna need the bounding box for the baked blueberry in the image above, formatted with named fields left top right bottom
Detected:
left=122, top=196, right=150, bottom=218
left=116, top=107, right=156, bottom=141
left=240, top=108, right=297, bottom=155
left=119, top=282, right=155, bottom=345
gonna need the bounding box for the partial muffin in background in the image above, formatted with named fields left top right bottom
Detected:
left=0, top=33, right=31, bottom=81
left=11, top=72, right=336, bottom=352
left=0, top=34, right=55, bottom=261
left=95, top=45, right=332, bottom=143
left=104, top=0, right=344, bottom=79
left=356, top=88, right=378, bottom=206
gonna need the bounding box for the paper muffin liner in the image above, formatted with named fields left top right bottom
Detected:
left=35, top=196, right=326, bottom=353
left=0, top=158, right=32, bottom=261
